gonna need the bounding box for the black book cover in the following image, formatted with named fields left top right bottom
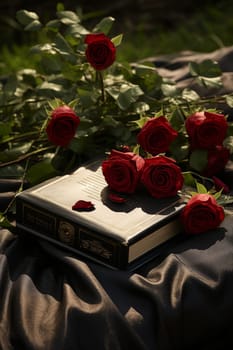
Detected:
left=16, top=160, right=185, bottom=269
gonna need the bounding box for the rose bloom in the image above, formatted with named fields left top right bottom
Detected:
left=181, top=193, right=225, bottom=235
left=202, top=145, right=230, bottom=177
left=140, top=155, right=184, bottom=198
left=102, top=149, right=145, bottom=194
left=46, top=105, right=80, bottom=147
left=137, top=116, right=178, bottom=155
left=85, top=33, right=116, bottom=71
left=185, top=111, right=228, bottom=149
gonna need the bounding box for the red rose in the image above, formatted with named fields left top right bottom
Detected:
left=137, top=116, right=178, bottom=155
left=46, top=105, right=80, bottom=147
left=181, top=193, right=225, bottom=235
left=202, top=146, right=230, bottom=177
left=102, top=149, right=145, bottom=194
left=185, top=111, right=228, bottom=149
left=140, top=155, right=184, bottom=198
left=85, top=33, right=116, bottom=71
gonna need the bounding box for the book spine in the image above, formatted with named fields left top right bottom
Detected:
left=16, top=198, right=129, bottom=269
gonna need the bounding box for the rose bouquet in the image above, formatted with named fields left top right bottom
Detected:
left=1, top=5, right=233, bottom=235
left=100, top=110, right=232, bottom=235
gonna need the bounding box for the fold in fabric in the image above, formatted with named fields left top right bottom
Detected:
left=1, top=213, right=233, bottom=349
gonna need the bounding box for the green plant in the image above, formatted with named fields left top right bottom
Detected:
left=1, top=4, right=233, bottom=230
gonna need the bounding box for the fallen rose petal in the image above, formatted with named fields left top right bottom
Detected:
left=72, top=200, right=95, bottom=211
left=108, top=192, right=127, bottom=204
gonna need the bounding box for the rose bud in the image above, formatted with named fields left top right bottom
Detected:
left=46, top=105, right=80, bottom=147
left=85, top=33, right=116, bottom=71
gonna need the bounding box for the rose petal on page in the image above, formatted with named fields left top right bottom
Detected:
left=72, top=200, right=95, bottom=211
left=108, top=192, right=127, bottom=203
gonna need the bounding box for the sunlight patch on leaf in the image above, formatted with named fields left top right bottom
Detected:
left=93, top=17, right=115, bottom=34
left=111, top=34, right=123, bottom=47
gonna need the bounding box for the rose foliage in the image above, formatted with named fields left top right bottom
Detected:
left=1, top=5, right=233, bottom=234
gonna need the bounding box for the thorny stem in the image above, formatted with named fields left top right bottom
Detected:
left=97, top=70, right=105, bottom=102
left=0, top=145, right=54, bottom=168
left=0, top=131, right=42, bottom=146
left=2, top=158, right=30, bottom=216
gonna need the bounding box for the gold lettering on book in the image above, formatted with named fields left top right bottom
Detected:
left=58, top=221, right=75, bottom=245
left=23, top=204, right=55, bottom=235
left=80, top=239, right=113, bottom=260
left=79, top=227, right=113, bottom=260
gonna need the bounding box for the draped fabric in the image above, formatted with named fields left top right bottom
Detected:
left=1, top=46, right=233, bottom=350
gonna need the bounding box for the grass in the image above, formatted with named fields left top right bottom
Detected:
left=0, top=1, right=233, bottom=74
left=117, top=2, right=233, bottom=61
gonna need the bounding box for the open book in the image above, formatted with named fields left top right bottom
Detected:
left=16, top=159, right=185, bottom=269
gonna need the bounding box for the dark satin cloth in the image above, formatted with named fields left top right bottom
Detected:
left=1, top=214, right=233, bottom=350
left=2, top=46, right=233, bottom=350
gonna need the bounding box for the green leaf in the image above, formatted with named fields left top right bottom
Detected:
left=0, top=122, right=11, bottom=137
left=93, top=17, right=115, bottom=34
left=65, top=23, right=89, bottom=38
left=213, top=189, right=223, bottom=201
left=169, top=108, right=186, bottom=131
left=181, top=88, right=200, bottom=101
left=0, top=213, right=16, bottom=232
left=77, top=87, right=100, bottom=106
left=56, top=3, right=65, bottom=12
left=46, top=19, right=61, bottom=30
left=53, top=33, right=76, bottom=63
left=117, top=84, right=144, bottom=110
left=0, top=142, right=32, bottom=162
left=170, top=134, right=189, bottom=162
left=105, top=86, right=120, bottom=100
left=132, top=115, right=150, bottom=129
left=36, top=82, right=63, bottom=98
left=161, top=83, right=178, bottom=97
left=223, top=135, right=233, bottom=153
left=16, top=10, right=40, bottom=26
left=189, top=149, right=208, bottom=172
left=197, top=76, right=222, bottom=89
left=182, top=172, right=196, bottom=187
left=30, top=43, right=55, bottom=55
left=195, top=180, right=208, bottom=194
left=217, top=194, right=233, bottom=206
left=25, top=19, right=42, bottom=31
left=226, top=95, right=233, bottom=108
left=57, top=10, right=80, bottom=25
left=133, top=101, right=150, bottom=114
left=40, top=55, right=62, bottom=74
left=189, top=59, right=221, bottom=77
left=0, top=165, right=25, bottom=178
left=51, top=147, right=79, bottom=171
left=132, top=144, right=140, bottom=155
left=111, top=34, right=123, bottom=47
left=26, top=159, right=59, bottom=185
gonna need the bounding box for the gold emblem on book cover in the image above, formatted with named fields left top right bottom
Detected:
left=80, top=238, right=112, bottom=260
left=58, top=221, right=75, bottom=245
